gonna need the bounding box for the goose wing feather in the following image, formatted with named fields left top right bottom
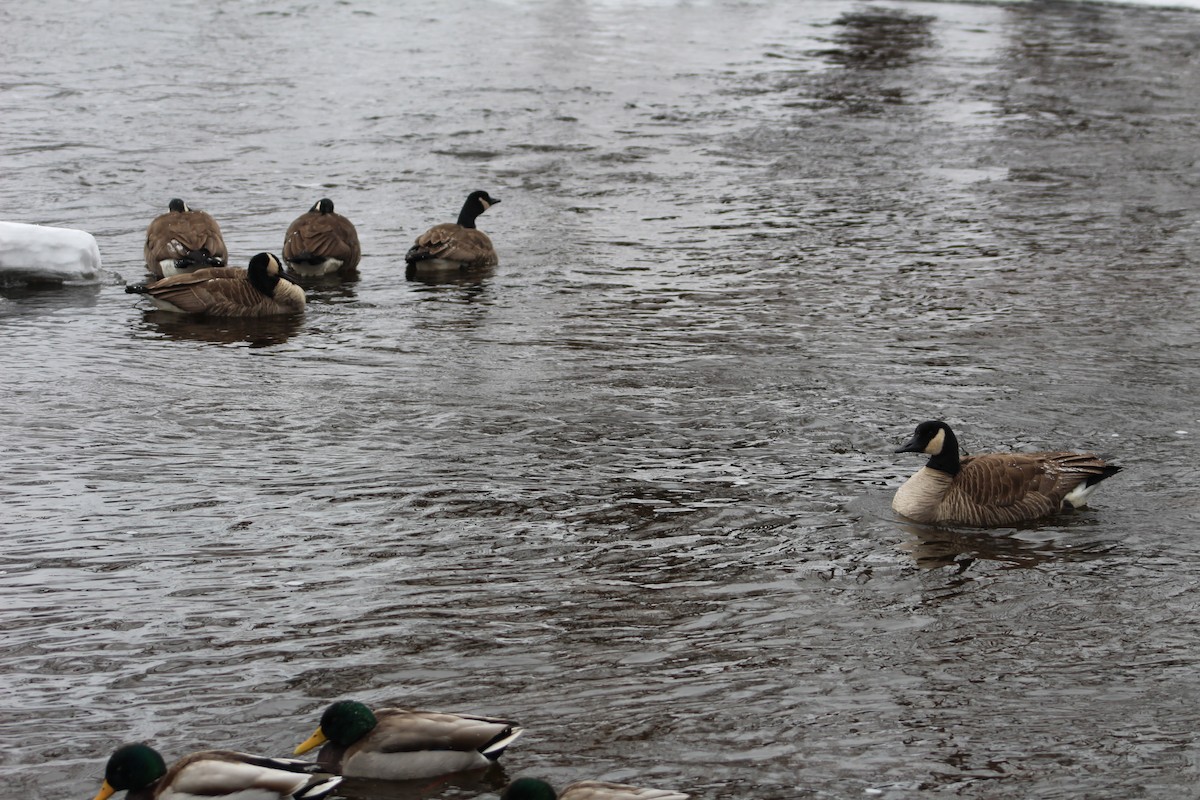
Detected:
left=284, top=213, right=361, bottom=267
left=947, top=452, right=1104, bottom=525
left=145, top=211, right=227, bottom=274
left=406, top=224, right=497, bottom=268
left=144, top=269, right=279, bottom=316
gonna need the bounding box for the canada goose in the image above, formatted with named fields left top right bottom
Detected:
left=282, top=198, right=362, bottom=276
left=125, top=252, right=306, bottom=317
left=143, top=198, right=228, bottom=278
left=293, top=699, right=523, bottom=780
left=501, top=777, right=690, bottom=800
left=93, top=743, right=341, bottom=800
left=892, top=420, right=1121, bottom=527
left=404, top=190, right=500, bottom=275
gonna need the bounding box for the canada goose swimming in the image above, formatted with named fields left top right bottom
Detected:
left=144, top=198, right=228, bottom=278
left=501, top=777, right=690, bottom=800
left=125, top=252, right=306, bottom=317
left=892, top=420, right=1121, bottom=528
left=282, top=198, right=362, bottom=276
left=404, top=190, right=500, bottom=275
left=293, top=699, right=523, bottom=780
left=93, top=743, right=341, bottom=800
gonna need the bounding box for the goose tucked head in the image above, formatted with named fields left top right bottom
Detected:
left=311, top=198, right=335, bottom=214
left=168, top=198, right=190, bottom=213
left=95, top=743, right=167, bottom=800
left=295, top=700, right=378, bottom=754
left=247, top=252, right=296, bottom=294
left=457, top=190, right=501, bottom=228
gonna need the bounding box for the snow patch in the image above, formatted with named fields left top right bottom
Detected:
left=0, top=221, right=103, bottom=286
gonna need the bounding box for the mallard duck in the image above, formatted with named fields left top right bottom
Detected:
left=125, top=253, right=306, bottom=316
left=93, top=743, right=341, bottom=800
left=293, top=699, right=523, bottom=780
left=501, top=777, right=690, bottom=800
left=282, top=198, right=362, bottom=276
left=144, top=199, right=228, bottom=278
left=404, top=190, right=500, bottom=275
left=893, top=420, right=1121, bottom=527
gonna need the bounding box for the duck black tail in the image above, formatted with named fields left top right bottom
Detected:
left=1087, top=463, right=1122, bottom=486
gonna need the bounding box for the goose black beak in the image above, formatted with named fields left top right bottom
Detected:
left=895, top=435, right=924, bottom=454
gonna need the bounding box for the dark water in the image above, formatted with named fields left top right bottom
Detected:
left=3, top=1, right=1200, bottom=798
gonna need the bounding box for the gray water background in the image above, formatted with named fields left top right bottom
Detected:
left=3, top=0, right=1200, bottom=797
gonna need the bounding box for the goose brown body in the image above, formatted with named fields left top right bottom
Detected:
left=144, top=199, right=228, bottom=278
left=405, top=190, right=500, bottom=274
left=126, top=253, right=305, bottom=317
left=892, top=420, right=1120, bottom=528
left=282, top=198, right=362, bottom=276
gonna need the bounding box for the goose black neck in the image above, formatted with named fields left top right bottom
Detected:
left=456, top=200, right=482, bottom=229
left=926, top=427, right=962, bottom=475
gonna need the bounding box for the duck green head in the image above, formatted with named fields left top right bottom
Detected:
left=295, top=700, right=378, bottom=754
left=94, top=743, right=167, bottom=800
left=501, top=777, right=559, bottom=800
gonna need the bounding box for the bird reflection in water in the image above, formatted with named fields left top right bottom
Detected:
left=896, top=522, right=1116, bottom=573
left=330, top=763, right=511, bottom=800
left=290, top=274, right=359, bottom=320
left=138, top=309, right=304, bottom=348
left=817, top=7, right=935, bottom=70
left=286, top=267, right=360, bottom=296
left=405, top=263, right=495, bottom=312
left=406, top=262, right=495, bottom=291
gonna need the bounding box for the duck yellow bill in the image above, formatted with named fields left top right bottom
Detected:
left=294, top=727, right=328, bottom=755
left=93, top=780, right=116, bottom=800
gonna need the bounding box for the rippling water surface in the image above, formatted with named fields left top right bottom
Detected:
left=4, top=1, right=1200, bottom=798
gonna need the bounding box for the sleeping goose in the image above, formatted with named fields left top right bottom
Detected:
left=292, top=699, right=522, bottom=780
left=144, top=198, right=228, bottom=278
left=892, top=420, right=1121, bottom=527
left=282, top=198, right=362, bottom=276
left=93, top=743, right=341, bottom=800
left=125, top=252, right=305, bottom=317
left=404, top=190, right=500, bottom=276
left=501, top=777, right=690, bottom=800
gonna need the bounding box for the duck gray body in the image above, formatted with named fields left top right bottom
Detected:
left=282, top=198, right=361, bottom=276
left=892, top=420, right=1120, bottom=528
left=144, top=199, right=228, bottom=278
left=95, top=744, right=341, bottom=800
left=501, top=777, right=690, bottom=800
left=294, top=700, right=523, bottom=781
